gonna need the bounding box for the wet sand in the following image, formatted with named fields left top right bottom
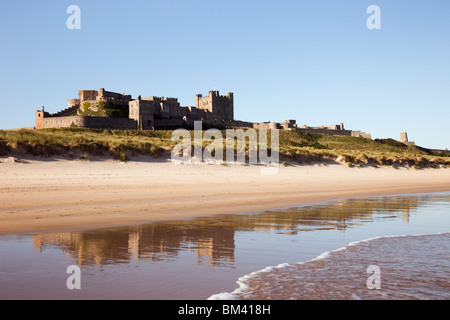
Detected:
left=1, top=192, right=449, bottom=300
left=1, top=156, right=450, bottom=235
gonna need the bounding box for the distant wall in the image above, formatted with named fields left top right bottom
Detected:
left=40, top=115, right=84, bottom=129
left=187, top=107, right=209, bottom=120
left=82, top=116, right=137, bottom=130
left=37, top=114, right=137, bottom=130
left=297, top=128, right=353, bottom=136
left=250, top=123, right=354, bottom=136
left=351, top=131, right=372, bottom=139
left=253, top=123, right=280, bottom=130
left=225, top=120, right=254, bottom=128
left=154, top=119, right=185, bottom=128
left=169, top=105, right=189, bottom=119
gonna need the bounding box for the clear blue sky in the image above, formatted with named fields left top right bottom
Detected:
left=0, top=0, right=449, bottom=149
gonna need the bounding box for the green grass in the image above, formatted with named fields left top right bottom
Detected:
left=277, top=131, right=449, bottom=167
left=0, top=128, right=170, bottom=160
left=78, top=101, right=128, bottom=118
left=0, top=128, right=449, bottom=167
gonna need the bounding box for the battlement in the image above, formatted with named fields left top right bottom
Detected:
left=142, top=96, right=179, bottom=103
left=78, top=90, right=98, bottom=102
left=195, top=90, right=233, bottom=121
left=78, top=88, right=132, bottom=103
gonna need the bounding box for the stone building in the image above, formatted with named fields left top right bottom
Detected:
left=195, top=91, right=233, bottom=121
left=36, top=88, right=243, bottom=130
left=400, top=132, right=415, bottom=146
left=35, top=88, right=371, bottom=139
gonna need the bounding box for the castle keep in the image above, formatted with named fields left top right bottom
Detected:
left=35, top=88, right=371, bottom=138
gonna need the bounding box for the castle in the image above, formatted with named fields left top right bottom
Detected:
left=35, top=88, right=371, bottom=138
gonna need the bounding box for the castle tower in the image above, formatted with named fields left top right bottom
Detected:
left=35, top=106, right=47, bottom=129
left=129, top=98, right=154, bottom=130
left=400, top=132, right=408, bottom=143
left=400, top=132, right=415, bottom=146
left=78, top=90, right=98, bottom=102
left=67, top=99, right=80, bottom=109
left=195, top=90, right=234, bottom=120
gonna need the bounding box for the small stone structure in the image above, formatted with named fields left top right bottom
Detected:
left=35, top=88, right=371, bottom=138
left=400, top=132, right=415, bottom=146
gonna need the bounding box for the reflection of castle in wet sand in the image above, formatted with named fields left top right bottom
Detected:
left=31, top=195, right=425, bottom=267
left=32, top=224, right=236, bottom=267
left=402, top=208, right=410, bottom=223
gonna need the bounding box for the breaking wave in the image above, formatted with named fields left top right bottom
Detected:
left=208, top=232, right=450, bottom=300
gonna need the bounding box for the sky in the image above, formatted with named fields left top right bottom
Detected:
left=0, top=0, right=449, bottom=149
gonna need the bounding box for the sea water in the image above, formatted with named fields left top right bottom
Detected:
left=0, top=192, right=449, bottom=300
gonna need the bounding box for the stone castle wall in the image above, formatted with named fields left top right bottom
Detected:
left=81, top=116, right=137, bottom=130
left=297, top=128, right=353, bottom=136
left=35, top=109, right=137, bottom=130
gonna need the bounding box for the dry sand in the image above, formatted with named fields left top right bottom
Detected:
left=1, top=156, right=450, bottom=235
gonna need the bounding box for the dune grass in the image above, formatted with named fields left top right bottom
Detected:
left=277, top=131, right=450, bottom=167
left=0, top=128, right=171, bottom=161
left=0, top=128, right=448, bottom=167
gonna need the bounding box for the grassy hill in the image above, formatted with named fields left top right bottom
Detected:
left=0, top=128, right=448, bottom=168
left=77, top=101, right=128, bottom=118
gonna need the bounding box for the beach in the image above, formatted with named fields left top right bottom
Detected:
left=1, top=184, right=449, bottom=300
left=1, top=156, right=450, bottom=236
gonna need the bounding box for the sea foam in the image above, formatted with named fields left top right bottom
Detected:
left=207, top=232, right=449, bottom=300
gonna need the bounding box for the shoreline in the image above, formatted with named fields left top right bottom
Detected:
left=1, top=156, right=450, bottom=235
left=209, top=232, right=450, bottom=300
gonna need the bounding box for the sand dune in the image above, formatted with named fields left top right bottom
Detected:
left=1, top=157, right=450, bottom=235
